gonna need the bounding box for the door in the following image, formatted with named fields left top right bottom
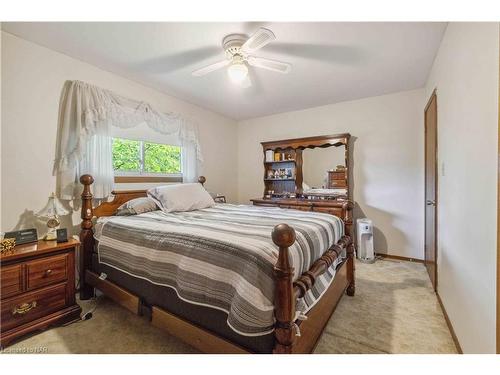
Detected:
left=424, top=90, right=438, bottom=291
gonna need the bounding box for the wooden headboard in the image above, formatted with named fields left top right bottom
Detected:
left=80, top=175, right=207, bottom=218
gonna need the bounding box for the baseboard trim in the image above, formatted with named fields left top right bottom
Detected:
left=436, top=292, right=463, bottom=354
left=376, top=253, right=425, bottom=264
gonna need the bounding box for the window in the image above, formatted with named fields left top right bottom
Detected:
left=112, top=138, right=182, bottom=183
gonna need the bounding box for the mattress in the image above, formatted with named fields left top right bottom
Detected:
left=93, top=204, right=345, bottom=340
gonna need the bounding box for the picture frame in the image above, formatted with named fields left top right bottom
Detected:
left=56, top=228, right=69, bottom=243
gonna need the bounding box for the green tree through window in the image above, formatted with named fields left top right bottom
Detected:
left=144, top=142, right=181, bottom=174
left=112, top=138, right=140, bottom=172
left=112, top=138, right=181, bottom=175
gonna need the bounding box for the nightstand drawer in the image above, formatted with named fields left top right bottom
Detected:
left=26, top=254, right=68, bottom=290
left=1, top=264, right=23, bottom=298
left=1, top=283, right=67, bottom=332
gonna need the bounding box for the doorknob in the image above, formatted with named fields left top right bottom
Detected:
left=426, top=200, right=436, bottom=206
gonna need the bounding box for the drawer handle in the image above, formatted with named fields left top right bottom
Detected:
left=43, top=269, right=53, bottom=277
left=12, top=301, right=37, bottom=315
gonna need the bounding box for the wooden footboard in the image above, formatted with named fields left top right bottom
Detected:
left=79, top=174, right=355, bottom=354
left=272, top=224, right=354, bottom=353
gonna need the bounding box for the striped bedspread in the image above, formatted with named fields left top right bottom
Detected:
left=94, top=204, right=344, bottom=336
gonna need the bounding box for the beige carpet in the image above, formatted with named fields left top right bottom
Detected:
left=4, top=259, right=457, bottom=354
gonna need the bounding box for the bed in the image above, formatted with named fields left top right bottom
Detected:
left=79, top=175, right=355, bottom=353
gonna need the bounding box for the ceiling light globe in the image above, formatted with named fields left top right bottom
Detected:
left=227, top=62, right=248, bottom=83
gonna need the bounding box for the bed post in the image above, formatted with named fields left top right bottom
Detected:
left=346, top=242, right=356, bottom=296
left=79, top=174, right=95, bottom=300
left=272, top=224, right=297, bottom=354
left=198, top=176, right=206, bottom=186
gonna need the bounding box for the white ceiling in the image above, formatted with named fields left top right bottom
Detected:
left=2, top=22, right=446, bottom=120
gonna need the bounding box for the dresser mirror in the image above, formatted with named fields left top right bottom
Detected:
left=302, top=146, right=346, bottom=190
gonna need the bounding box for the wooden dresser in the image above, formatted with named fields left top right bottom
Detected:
left=251, top=198, right=354, bottom=238
left=252, top=133, right=355, bottom=239
left=0, top=239, right=81, bottom=347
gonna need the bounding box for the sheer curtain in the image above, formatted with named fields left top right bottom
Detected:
left=182, top=139, right=200, bottom=183
left=53, top=80, right=203, bottom=199
left=79, top=134, right=114, bottom=198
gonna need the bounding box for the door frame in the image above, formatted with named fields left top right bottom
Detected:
left=424, top=89, right=438, bottom=291
left=496, top=31, right=500, bottom=354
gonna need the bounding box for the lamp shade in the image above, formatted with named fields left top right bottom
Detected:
left=36, top=193, right=70, bottom=218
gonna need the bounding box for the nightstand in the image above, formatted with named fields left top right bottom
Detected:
left=0, top=239, right=82, bottom=347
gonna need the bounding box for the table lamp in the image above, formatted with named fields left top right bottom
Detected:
left=36, top=193, right=69, bottom=240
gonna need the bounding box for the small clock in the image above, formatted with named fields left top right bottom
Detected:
left=47, top=217, right=61, bottom=229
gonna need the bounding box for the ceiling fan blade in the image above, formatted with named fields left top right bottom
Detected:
left=247, top=56, right=291, bottom=74
left=241, top=28, right=276, bottom=53
left=192, top=59, right=230, bottom=77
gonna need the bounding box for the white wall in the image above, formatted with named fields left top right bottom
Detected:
left=1, top=32, right=238, bottom=234
left=424, top=22, right=499, bottom=353
left=237, top=89, right=425, bottom=260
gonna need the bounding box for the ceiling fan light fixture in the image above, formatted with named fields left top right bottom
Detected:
left=191, top=28, right=291, bottom=83
left=227, top=60, right=248, bottom=83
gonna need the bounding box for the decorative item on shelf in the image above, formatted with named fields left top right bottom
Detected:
left=286, top=153, right=293, bottom=161
left=36, top=193, right=70, bottom=241
left=336, top=165, right=346, bottom=171
left=1, top=237, right=16, bottom=255
left=274, top=152, right=280, bottom=162
left=265, top=150, right=274, bottom=162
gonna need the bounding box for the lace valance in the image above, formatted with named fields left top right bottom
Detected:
left=53, top=80, right=202, bottom=199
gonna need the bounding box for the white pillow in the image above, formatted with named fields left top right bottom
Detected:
left=147, top=183, right=215, bottom=213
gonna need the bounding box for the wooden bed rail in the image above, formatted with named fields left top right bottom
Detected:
left=293, top=235, right=353, bottom=299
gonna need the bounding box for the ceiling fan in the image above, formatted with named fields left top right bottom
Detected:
left=192, top=28, right=292, bottom=87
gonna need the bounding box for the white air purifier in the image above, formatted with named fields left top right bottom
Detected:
left=357, top=218, right=375, bottom=263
